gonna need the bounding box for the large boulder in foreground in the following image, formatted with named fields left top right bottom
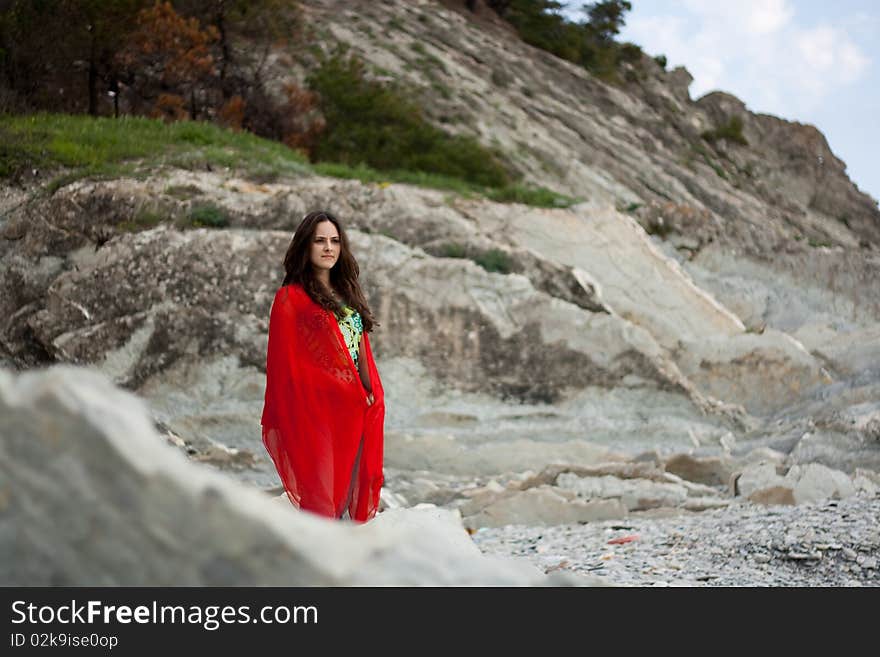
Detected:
left=0, top=365, right=594, bottom=586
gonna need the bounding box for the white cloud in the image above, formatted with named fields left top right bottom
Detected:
left=746, top=0, right=794, bottom=34
left=617, top=2, right=870, bottom=116
left=797, top=26, right=838, bottom=72
left=838, top=41, right=870, bottom=82
left=679, top=0, right=793, bottom=35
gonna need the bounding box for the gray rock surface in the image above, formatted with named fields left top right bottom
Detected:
left=461, top=486, right=628, bottom=530
left=734, top=461, right=859, bottom=505
left=471, top=494, right=880, bottom=586
left=0, top=366, right=591, bottom=586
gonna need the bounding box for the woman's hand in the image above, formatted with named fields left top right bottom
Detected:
left=366, top=392, right=375, bottom=406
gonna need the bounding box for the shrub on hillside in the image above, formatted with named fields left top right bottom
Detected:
left=306, top=52, right=511, bottom=188
left=485, top=0, right=640, bottom=83
left=701, top=115, right=748, bottom=146
left=474, top=248, right=514, bottom=274
left=187, top=203, right=229, bottom=228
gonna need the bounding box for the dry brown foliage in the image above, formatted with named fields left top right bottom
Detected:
left=218, top=95, right=246, bottom=131
left=150, top=93, right=188, bottom=122
left=280, top=82, right=326, bottom=158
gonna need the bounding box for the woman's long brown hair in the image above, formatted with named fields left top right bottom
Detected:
left=282, top=210, right=377, bottom=332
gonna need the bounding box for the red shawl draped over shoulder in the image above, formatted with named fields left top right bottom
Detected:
left=261, top=284, right=385, bottom=523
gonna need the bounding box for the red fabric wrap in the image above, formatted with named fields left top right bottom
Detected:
left=261, top=284, right=385, bottom=522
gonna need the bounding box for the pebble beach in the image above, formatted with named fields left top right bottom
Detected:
left=471, top=493, right=880, bottom=586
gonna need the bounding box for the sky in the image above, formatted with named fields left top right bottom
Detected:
left=561, top=0, right=879, bottom=204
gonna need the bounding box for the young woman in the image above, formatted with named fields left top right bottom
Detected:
left=261, top=210, right=385, bottom=523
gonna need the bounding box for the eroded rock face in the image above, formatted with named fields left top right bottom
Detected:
left=19, top=227, right=279, bottom=388
left=674, top=330, right=831, bottom=416
left=2, top=214, right=725, bottom=410
left=3, top=168, right=880, bottom=482
left=303, top=0, right=880, bottom=250
left=3, top=170, right=875, bottom=421
left=2, top=192, right=760, bottom=491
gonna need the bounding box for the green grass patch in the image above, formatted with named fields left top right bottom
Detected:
left=313, top=161, right=478, bottom=195
left=0, top=112, right=310, bottom=184
left=438, top=243, right=514, bottom=274
left=486, top=184, right=578, bottom=208
left=0, top=122, right=47, bottom=178
left=3, top=112, right=574, bottom=209
left=165, top=184, right=204, bottom=200
left=702, top=115, right=748, bottom=146
left=313, top=161, right=574, bottom=208
left=186, top=203, right=229, bottom=229
left=708, top=160, right=728, bottom=179
left=440, top=243, right=468, bottom=258
left=473, top=248, right=514, bottom=274
left=118, top=206, right=165, bottom=232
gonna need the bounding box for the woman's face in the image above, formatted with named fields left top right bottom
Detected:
left=310, top=220, right=340, bottom=273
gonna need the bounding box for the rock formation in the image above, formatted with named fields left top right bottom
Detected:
left=1, top=0, right=878, bottom=584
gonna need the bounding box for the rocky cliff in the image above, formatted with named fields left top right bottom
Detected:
left=1, top=0, right=878, bottom=584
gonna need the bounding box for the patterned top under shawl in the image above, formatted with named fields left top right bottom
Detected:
left=337, top=304, right=364, bottom=368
